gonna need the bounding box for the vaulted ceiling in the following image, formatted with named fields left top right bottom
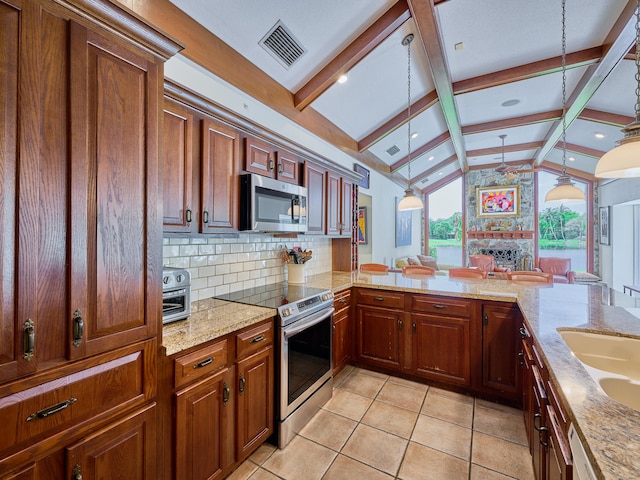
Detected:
left=155, top=0, right=636, bottom=191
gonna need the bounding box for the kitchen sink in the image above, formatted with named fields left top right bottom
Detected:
left=558, top=329, right=640, bottom=411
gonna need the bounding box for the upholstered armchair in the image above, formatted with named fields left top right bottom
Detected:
left=469, top=254, right=511, bottom=273
left=535, top=257, right=575, bottom=284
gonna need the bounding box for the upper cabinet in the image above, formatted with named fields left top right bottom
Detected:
left=326, top=171, right=353, bottom=237
left=243, top=135, right=300, bottom=184
left=303, top=162, right=326, bottom=234
left=162, top=95, right=240, bottom=234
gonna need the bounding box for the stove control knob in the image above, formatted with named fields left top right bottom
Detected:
left=176, top=274, right=184, bottom=283
left=282, top=308, right=291, bottom=317
left=322, top=293, right=333, bottom=301
left=163, top=275, right=170, bottom=285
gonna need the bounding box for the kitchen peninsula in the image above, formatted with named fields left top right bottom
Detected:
left=165, top=271, right=640, bottom=480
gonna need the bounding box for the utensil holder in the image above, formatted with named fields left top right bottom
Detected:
left=288, top=264, right=305, bottom=284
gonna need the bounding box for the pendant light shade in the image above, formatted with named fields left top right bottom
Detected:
left=545, top=0, right=585, bottom=203
left=398, top=33, right=423, bottom=212
left=595, top=0, right=640, bottom=178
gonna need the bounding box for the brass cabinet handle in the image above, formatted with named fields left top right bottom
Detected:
left=203, top=210, right=209, bottom=224
left=27, top=397, right=77, bottom=422
left=223, top=382, right=230, bottom=404
left=250, top=335, right=265, bottom=344
left=193, top=356, right=214, bottom=369
left=23, top=319, right=35, bottom=361
left=72, top=464, right=83, bottom=480
left=73, top=310, right=84, bottom=347
left=239, top=374, right=246, bottom=394
left=185, top=207, right=192, bottom=224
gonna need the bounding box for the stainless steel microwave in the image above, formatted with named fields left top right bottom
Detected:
left=239, top=173, right=308, bottom=233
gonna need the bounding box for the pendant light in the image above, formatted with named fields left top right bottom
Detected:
left=595, top=0, right=640, bottom=178
left=398, top=33, right=424, bottom=211
left=545, top=0, right=585, bottom=203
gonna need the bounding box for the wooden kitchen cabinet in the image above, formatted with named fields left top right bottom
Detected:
left=481, top=302, right=521, bottom=403
left=244, top=135, right=300, bottom=184
left=332, top=289, right=352, bottom=375
left=326, top=171, right=353, bottom=237
left=545, top=405, right=573, bottom=480
left=304, top=161, right=326, bottom=234
left=410, top=295, right=473, bottom=387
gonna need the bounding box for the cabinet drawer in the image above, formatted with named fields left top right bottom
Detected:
left=410, top=295, right=472, bottom=317
left=237, top=321, right=273, bottom=359
left=334, top=289, right=351, bottom=313
left=174, top=339, right=228, bottom=388
left=0, top=340, right=154, bottom=455
left=357, top=289, right=404, bottom=309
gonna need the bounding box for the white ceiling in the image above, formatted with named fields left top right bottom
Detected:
left=168, top=0, right=635, bottom=190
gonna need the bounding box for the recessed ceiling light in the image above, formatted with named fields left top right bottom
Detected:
left=428, top=156, right=435, bottom=161
left=438, top=172, right=443, bottom=175
left=411, top=132, right=418, bottom=139
left=501, top=99, right=520, bottom=107
left=454, top=42, right=464, bottom=51
left=594, top=132, right=605, bottom=139
left=568, top=157, right=575, bottom=162
left=337, top=74, right=348, bottom=84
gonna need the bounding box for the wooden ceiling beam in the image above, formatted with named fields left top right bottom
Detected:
left=533, top=0, right=638, bottom=166
left=578, top=108, right=633, bottom=127
left=453, top=46, right=602, bottom=95
left=293, top=0, right=411, bottom=110
left=467, top=141, right=543, bottom=158
left=408, top=0, right=467, bottom=172
left=390, top=131, right=450, bottom=172
left=421, top=171, right=461, bottom=195
left=462, top=110, right=562, bottom=135
left=358, top=90, right=438, bottom=151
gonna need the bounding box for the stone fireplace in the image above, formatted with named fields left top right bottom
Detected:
left=480, top=248, right=521, bottom=270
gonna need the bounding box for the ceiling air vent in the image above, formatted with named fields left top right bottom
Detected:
left=386, top=145, right=401, bottom=156
left=260, top=21, right=306, bottom=69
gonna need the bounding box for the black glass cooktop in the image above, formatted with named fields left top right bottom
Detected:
left=215, top=283, right=330, bottom=309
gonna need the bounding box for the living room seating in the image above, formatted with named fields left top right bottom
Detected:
left=535, top=257, right=576, bottom=284
left=507, top=271, right=553, bottom=283
left=360, top=263, right=389, bottom=273
left=448, top=268, right=488, bottom=279
left=469, top=254, right=511, bottom=273
left=402, top=265, right=436, bottom=276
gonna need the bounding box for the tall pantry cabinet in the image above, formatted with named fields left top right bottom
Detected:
left=0, top=0, right=181, bottom=477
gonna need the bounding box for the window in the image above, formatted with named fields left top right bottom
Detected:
left=537, top=171, right=587, bottom=272
left=426, top=177, right=463, bottom=268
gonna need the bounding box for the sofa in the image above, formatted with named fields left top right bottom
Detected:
left=394, top=255, right=445, bottom=274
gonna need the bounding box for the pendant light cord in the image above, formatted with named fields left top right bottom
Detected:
left=561, top=0, right=567, bottom=176
left=635, top=0, right=640, bottom=123
left=403, top=34, right=414, bottom=189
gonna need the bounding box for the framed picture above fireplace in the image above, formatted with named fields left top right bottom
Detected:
left=477, top=185, right=520, bottom=217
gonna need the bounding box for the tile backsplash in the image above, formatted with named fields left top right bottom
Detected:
left=163, top=234, right=332, bottom=301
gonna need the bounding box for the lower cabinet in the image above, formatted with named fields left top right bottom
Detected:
left=356, top=303, right=405, bottom=370
left=332, top=289, right=352, bottom=375
left=166, top=319, right=274, bottom=480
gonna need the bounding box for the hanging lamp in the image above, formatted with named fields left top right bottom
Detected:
left=595, top=0, right=640, bottom=178
left=398, top=33, right=424, bottom=211
left=545, top=0, right=585, bottom=203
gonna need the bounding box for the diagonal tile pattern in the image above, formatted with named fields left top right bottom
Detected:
left=229, top=366, right=535, bottom=479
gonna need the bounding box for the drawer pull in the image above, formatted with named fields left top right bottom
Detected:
left=373, top=296, right=385, bottom=301
left=73, top=310, right=84, bottom=347
left=185, top=207, right=192, bottom=224
left=23, top=319, right=35, bottom=361
left=250, top=335, right=265, bottom=344
left=203, top=210, right=209, bottom=224
left=193, top=357, right=214, bottom=369
left=339, top=298, right=347, bottom=304
left=433, top=304, right=448, bottom=309
left=538, top=425, right=549, bottom=448
left=533, top=412, right=542, bottom=431
left=519, top=326, right=530, bottom=339
left=27, top=397, right=77, bottom=422
left=398, top=319, right=403, bottom=330
left=223, top=382, right=230, bottom=404
left=239, top=374, right=246, bottom=394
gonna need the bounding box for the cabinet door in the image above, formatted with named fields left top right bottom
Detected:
left=66, top=404, right=157, bottom=480
left=412, top=313, right=471, bottom=386
left=532, top=365, right=548, bottom=480
left=244, top=136, right=274, bottom=177
left=545, top=405, right=572, bottom=480
left=201, top=118, right=239, bottom=231
left=340, top=178, right=354, bottom=236
left=68, top=21, right=160, bottom=359
left=332, top=312, right=351, bottom=376
left=522, top=338, right=534, bottom=453
left=482, top=303, right=520, bottom=401
left=304, top=162, right=326, bottom=234
left=275, top=151, right=299, bottom=184
left=175, top=367, right=234, bottom=480
left=3, top=452, right=63, bottom=480
left=236, top=346, right=274, bottom=462
left=326, top=171, right=341, bottom=235
left=162, top=98, right=193, bottom=232
left=356, top=306, right=404, bottom=371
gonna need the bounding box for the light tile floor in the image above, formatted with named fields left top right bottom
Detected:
left=227, top=366, right=535, bottom=480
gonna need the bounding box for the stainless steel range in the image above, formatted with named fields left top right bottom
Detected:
left=217, top=283, right=334, bottom=448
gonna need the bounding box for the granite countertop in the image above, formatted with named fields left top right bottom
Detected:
left=163, top=270, right=640, bottom=479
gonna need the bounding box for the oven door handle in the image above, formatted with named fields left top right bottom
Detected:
left=283, top=307, right=335, bottom=338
